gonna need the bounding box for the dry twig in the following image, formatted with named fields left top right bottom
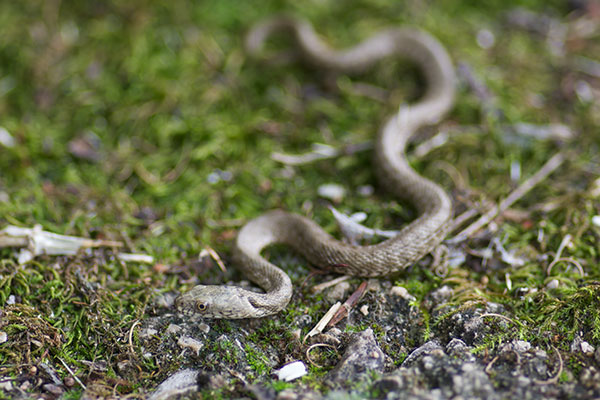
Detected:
left=272, top=142, right=372, bottom=166
left=305, top=343, right=338, bottom=368
left=311, top=275, right=350, bottom=294
left=303, top=302, right=341, bottom=343
left=327, top=281, right=368, bottom=328
left=533, top=346, right=563, bottom=385
left=546, top=257, right=585, bottom=277
left=451, top=151, right=566, bottom=242
left=58, top=358, right=87, bottom=390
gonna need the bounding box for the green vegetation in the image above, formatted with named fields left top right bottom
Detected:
left=0, top=0, right=599, bottom=397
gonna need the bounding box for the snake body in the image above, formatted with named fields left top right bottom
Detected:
left=175, top=16, right=455, bottom=319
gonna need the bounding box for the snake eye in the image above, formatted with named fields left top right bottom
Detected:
left=196, top=301, right=208, bottom=312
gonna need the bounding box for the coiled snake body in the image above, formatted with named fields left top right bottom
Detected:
left=175, top=16, right=455, bottom=319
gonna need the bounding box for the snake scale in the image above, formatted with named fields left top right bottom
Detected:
left=175, top=16, right=455, bottom=319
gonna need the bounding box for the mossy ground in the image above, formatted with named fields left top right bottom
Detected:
left=1, top=0, right=599, bottom=398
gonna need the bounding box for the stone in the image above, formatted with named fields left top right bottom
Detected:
left=328, top=329, right=385, bottom=382
left=149, top=369, right=199, bottom=400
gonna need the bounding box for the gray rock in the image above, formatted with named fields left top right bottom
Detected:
left=571, top=334, right=595, bottom=355
left=579, top=367, right=600, bottom=391
left=401, top=341, right=443, bottom=368
left=445, top=338, right=475, bottom=362
left=149, top=369, right=199, bottom=400
left=42, top=383, right=64, bottom=396
left=278, top=388, right=322, bottom=400
left=510, top=340, right=532, bottom=353
left=326, top=281, right=351, bottom=302
left=375, top=341, right=498, bottom=400
left=328, top=328, right=385, bottom=383
left=426, top=285, right=453, bottom=307
left=431, top=303, right=507, bottom=345
left=248, top=384, right=276, bottom=400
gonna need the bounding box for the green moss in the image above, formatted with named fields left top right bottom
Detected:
left=532, top=283, right=600, bottom=342
left=211, top=339, right=239, bottom=365
left=244, top=344, right=271, bottom=378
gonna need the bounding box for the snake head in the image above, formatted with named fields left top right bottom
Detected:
left=175, top=285, right=263, bottom=319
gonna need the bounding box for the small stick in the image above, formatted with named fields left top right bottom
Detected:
left=0, top=234, right=122, bottom=249
left=451, top=151, right=566, bottom=242
left=58, top=358, right=87, bottom=390
left=303, top=302, right=341, bottom=343
left=546, top=257, right=585, bottom=277
left=39, top=362, right=62, bottom=386
left=305, top=343, right=338, bottom=368
left=311, top=275, right=350, bottom=294
left=200, top=247, right=227, bottom=273
left=533, top=346, right=563, bottom=385
left=553, top=234, right=572, bottom=261
left=484, top=354, right=500, bottom=374
left=327, top=281, right=368, bottom=328
left=0, top=236, right=28, bottom=247
left=128, top=320, right=141, bottom=354
left=478, top=313, right=520, bottom=326
left=271, top=142, right=372, bottom=166
left=448, top=208, right=481, bottom=234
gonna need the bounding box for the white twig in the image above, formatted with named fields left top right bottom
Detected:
left=553, top=234, right=572, bottom=261
left=129, top=320, right=141, bottom=354
left=303, top=302, right=341, bottom=343
left=311, top=276, right=350, bottom=294
left=58, top=358, right=87, bottom=390
left=329, top=206, right=399, bottom=243
left=546, top=257, right=585, bottom=277
left=117, top=253, right=154, bottom=264
left=272, top=142, right=371, bottom=166
left=200, top=247, right=227, bottom=273
left=0, top=225, right=123, bottom=264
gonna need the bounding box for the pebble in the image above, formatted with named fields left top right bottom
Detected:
left=390, top=286, right=415, bottom=301
left=575, top=80, right=594, bottom=103
left=476, top=29, right=495, bottom=49
left=357, top=185, right=374, bottom=196
left=317, top=183, right=346, bottom=203
left=359, top=305, right=369, bottom=316
left=177, top=336, right=204, bottom=355
left=328, top=328, right=385, bottom=382
left=571, top=335, right=595, bottom=355
left=0, top=126, right=15, bottom=148
left=140, top=328, right=159, bottom=338
left=326, top=281, right=351, bottom=302
left=42, top=384, right=63, bottom=396
left=149, top=369, right=199, bottom=400
left=546, top=279, right=559, bottom=289
left=275, top=361, right=307, bottom=382
left=198, top=323, right=210, bottom=334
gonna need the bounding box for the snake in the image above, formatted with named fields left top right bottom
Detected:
left=175, top=16, right=455, bottom=319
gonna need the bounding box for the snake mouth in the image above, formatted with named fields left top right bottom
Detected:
left=174, top=295, right=198, bottom=316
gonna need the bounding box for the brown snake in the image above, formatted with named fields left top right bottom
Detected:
left=175, top=16, right=455, bottom=319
